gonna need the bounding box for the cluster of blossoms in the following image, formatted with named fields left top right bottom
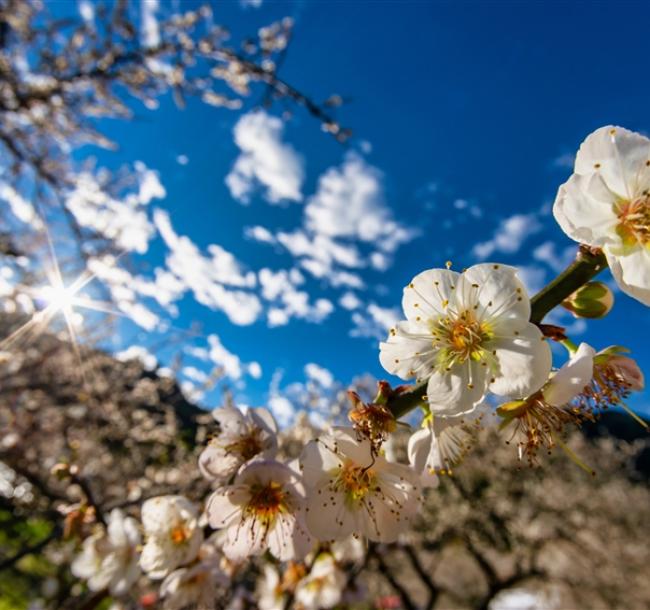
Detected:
left=69, top=125, right=648, bottom=608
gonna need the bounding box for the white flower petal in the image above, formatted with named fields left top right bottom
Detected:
left=553, top=172, right=620, bottom=246
left=574, top=125, right=650, bottom=198
left=305, top=489, right=355, bottom=542
left=205, top=486, right=249, bottom=529
left=402, top=268, right=460, bottom=326
left=249, top=406, right=279, bottom=435
left=606, top=244, right=650, bottom=306
left=426, top=362, right=486, bottom=417
left=490, top=324, right=552, bottom=398
left=543, top=342, right=595, bottom=407
left=457, top=264, right=530, bottom=327
left=379, top=321, right=435, bottom=380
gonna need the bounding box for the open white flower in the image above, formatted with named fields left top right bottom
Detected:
left=257, top=564, right=286, bottom=610
left=408, top=406, right=483, bottom=484
left=159, top=555, right=225, bottom=610
left=300, top=427, right=420, bottom=543
left=71, top=509, right=141, bottom=596
left=199, top=406, right=278, bottom=482
left=380, top=263, right=552, bottom=416
left=498, top=342, right=596, bottom=464
left=553, top=125, right=650, bottom=305
left=206, top=460, right=312, bottom=562
left=140, top=495, right=203, bottom=579
left=294, top=554, right=346, bottom=610
left=331, top=535, right=366, bottom=564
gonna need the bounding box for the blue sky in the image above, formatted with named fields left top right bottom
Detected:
left=48, top=0, right=650, bottom=419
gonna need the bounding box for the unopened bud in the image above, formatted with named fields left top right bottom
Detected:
left=562, top=281, right=614, bottom=319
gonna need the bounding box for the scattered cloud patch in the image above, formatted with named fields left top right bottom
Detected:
left=226, top=110, right=304, bottom=205
left=339, top=292, right=362, bottom=310
left=116, top=345, right=157, bottom=370
left=473, top=213, right=542, bottom=260
left=65, top=164, right=164, bottom=254
left=304, top=363, right=334, bottom=389
left=305, top=152, right=414, bottom=253
left=533, top=241, right=576, bottom=273
left=258, top=267, right=334, bottom=327
left=350, top=303, right=400, bottom=341
left=552, top=152, right=575, bottom=170
left=154, top=209, right=262, bottom=325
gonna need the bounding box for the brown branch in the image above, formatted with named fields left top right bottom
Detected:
left=369, top=544, right=419, bottom=610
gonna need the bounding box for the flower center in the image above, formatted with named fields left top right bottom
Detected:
left=170, top=523, right=191, bottom=545
left=333, top=459, right=376, bottom=506
left=225, top=430, right=264, bottom=460
left=615, top=195, right=650, bottom=246
left=245, top=481, right=287, bottom=523
left=431, top=311, right=493, bottom=368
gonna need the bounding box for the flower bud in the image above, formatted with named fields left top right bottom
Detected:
left=562, top=281, right=614, bottom=319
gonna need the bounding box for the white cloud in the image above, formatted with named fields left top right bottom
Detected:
left=552, top=152, right=575, bottom=169
left=65, top=166, right=165, bottom=254
left=257, top=267, right=334, bottom=326
left=182, top=366, right=209, bottom=384
left=267, top=394, right=295, bottom=427
left=176, top=154, right=189, bottom=166
left=350, top=303, right=400, bottom=341
left=304, top=363, right=334, bottom=389
left=240, top=0, right=263, bottom=7
left=207, top=334, right=245, bottom=380
left=533, top=241, right=575, bottom=273
left=245, top=225, right=276, bottom=244
left=248, top=361, right=262, bottom=379
left=154, top=209, right=262, bottom=325
left=87, top=256, right=162, bottom=330
left=116, top=345, right=157, bottom=370
left=226, top=110, right=304, bottom=205
left=339, top=292, right=362, bottom=310
left=473, top=213, right=542, bottom=260
left=305, top=152, right=414, bottom=253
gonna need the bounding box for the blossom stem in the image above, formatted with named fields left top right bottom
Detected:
left=529, top=246, right=608, bottom=324
left=386, top=247, right=608, bottom=420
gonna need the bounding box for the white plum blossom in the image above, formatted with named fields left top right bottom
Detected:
left=140, top=496, right=203, bottom=579
left=331, top=534, right=366, bottom=564
left=294, top=554, right=346, bottom=610
left=71, top=509, right=141, bottom=596
left=256, top=564, right=285, bottom=610
left=206, top=460, right=312, bottom=561
left=380, top=263, right=552, bottom=416
left=408, top=407, right=483, bottom=485
left=159, top=548, right=226, bottom=610
left=553, top=125, right=650, bottom=305
left=300, top=427, right=420, bottom=543
left=199, top=406, right=278, bottom=482
left=498, top=343, right=596, bottom=463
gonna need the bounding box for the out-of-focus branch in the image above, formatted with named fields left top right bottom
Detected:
left=369, top=543, right=418, bottom=610
left=0, top=524, right=61, bottom=572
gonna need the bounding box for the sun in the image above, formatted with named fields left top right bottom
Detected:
left=39, top=283, right=77, bottom=315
